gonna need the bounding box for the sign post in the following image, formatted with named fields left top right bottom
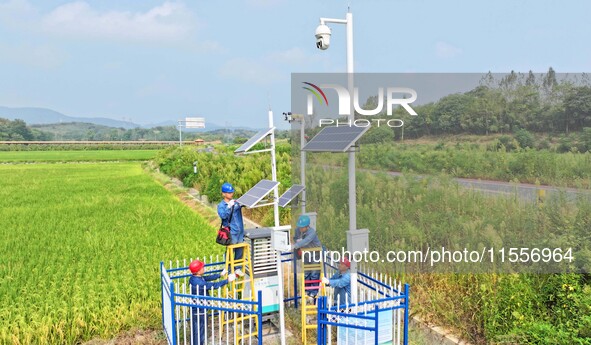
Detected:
left=177, top=117, right=205, bottom=146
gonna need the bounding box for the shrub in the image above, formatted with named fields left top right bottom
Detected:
left=514, top=128, right=535, bottom=148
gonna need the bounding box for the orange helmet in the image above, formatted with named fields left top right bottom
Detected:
left=189, top=260, right=205, bottom=274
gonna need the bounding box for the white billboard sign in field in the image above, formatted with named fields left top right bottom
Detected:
left=185, top=117, right=205, bottom=128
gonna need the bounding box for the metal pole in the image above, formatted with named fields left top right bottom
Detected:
left=317, top=296, right=325, bottom=345
left=300, top=118, right=306, bottom=214
left=268, top=109, right=286, bottom=345
left=403, top=283, right=410, bottom=345
left=178, top=121, right=182, bottom=147
left=269, top=110, right=280, bottom=228
left=257, top=291, right=264, bottom=345
left=345, top=10, right=359, bottom=304
left=170, top=281, right=177, bottom=345
left=293, top=254, right=299, bottom=309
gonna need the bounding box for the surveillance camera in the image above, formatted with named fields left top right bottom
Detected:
left=315, top=24, right=331, bottom=50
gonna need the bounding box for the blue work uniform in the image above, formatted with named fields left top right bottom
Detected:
left=217, top=200, right=244, bottom=260
left=293, top=227, right=322, bottom=297
left=329, top=270, right=351, bottom=306
left=189, top=274, right=228, bottom=345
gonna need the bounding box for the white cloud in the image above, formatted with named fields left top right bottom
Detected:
left=0, top=0, right=37, bottom=27
left=41, top=1, right=195, bottom=42
left=435, top=41, right=462, bottom=59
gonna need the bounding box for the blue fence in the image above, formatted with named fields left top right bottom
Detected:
left=161, top=255, right=410, bottom=345
left=281, top=253, right=411, bottom=345
left=160, top=261, right=264, bottom=345
left=317, top=283, right=410, bottom=345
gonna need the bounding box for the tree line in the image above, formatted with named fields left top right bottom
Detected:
left=364, top=68, right=591, bottom=139
left=0, top=118, right=287, bottom=142
left=0, top=118, right=52, bottom=140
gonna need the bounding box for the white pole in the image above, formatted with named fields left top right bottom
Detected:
left=178, top=121, right=183, bottom=147
left=300, top=118, right=306, bottom=214
left=269, top=110, right=280, bottom=228
left=345, top=10, right=359, bottom=304
left=269, top=109, right=286, bottom=345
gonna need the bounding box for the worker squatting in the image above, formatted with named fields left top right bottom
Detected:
left=186, top=182, right=354, bottom=344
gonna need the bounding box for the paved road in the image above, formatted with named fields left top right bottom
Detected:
left=320, top=165, right=591, bottom=202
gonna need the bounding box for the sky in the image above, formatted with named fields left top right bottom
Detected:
left=0, top=0, right=590, bottom=128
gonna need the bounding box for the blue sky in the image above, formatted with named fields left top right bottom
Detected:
left=0, top=0, right=590, bottom=128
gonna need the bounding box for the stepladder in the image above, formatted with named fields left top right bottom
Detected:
left=222, top=243, right=259, bottom=344
left=299, top=247, right=326, bottom=345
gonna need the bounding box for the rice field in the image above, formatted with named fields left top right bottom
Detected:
left=0, top=149, right=158, bottom=162
left=0, top=162, right=221, bottom=344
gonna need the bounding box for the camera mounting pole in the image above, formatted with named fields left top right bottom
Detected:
left=316, top=10, right=362, bottom=303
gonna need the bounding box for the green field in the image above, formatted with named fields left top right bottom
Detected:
left=0, top=162, right=220, bottom=344
left=0, top=149, right=158, bottom=162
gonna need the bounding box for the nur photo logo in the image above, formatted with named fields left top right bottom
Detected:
left=303, top=81, right=419, bottom=128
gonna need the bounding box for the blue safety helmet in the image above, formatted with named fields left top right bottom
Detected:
left=221, top=182, right=235, bottom=193
left=297, top=215, right=310, bottom=228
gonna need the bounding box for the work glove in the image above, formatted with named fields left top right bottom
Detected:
left=220, top=269, right=228, bottom=276
left=321, top=277, right=330, bottom=285
left=228, top=273, right=237, bottom=282
left=227, top=200, right=236, bottom=208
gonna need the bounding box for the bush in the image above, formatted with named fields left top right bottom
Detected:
left=581, top=128, right=591, bottom=152
left=537, top=139, right=551, bottom=150
left=360, top=125, right=394, bottom=144
left=514, top=128, right=535, bottom=149
left=497, top=135, right=519, bottom=151
left=558, top=135, right=576, bottom=153
left=153, top=144, right=292, bottom=225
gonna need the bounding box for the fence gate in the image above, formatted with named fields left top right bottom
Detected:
left=161, top=260, right=264, bottom=345
left=317, top=284, right=410, bottom=345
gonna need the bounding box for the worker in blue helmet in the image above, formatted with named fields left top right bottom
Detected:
left=292, top=214, right=323, bottom=300
left=217, top=182, right=245, bottom=273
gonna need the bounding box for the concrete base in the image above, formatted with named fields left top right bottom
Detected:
left=410, top=316, right=473, bottom=345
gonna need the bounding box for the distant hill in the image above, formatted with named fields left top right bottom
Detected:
left=0, top=106, right=259, bottom=131
left=0, top=106, right=140, bottom=129
left=142, top=120, right=259, bottom=132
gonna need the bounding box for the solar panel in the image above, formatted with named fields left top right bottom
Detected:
left=302, top=126, right=370, bottom=152
left=236, top=179, right=280, bottom=208
left=278, top=184, right=305, bottom=207
left=234, top=128, right=275, bottom=153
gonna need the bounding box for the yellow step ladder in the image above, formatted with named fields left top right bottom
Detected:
left=222, top=242, right=258, bottom=344
left=299, top=247, right=326, bottom=345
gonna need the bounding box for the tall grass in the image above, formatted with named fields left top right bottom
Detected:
left=303, top=165, right=591, bottom=343
left=312, top=144, right=591, bottom=188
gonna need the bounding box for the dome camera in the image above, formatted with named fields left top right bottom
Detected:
left=315, top=24, right=331, bottom=50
